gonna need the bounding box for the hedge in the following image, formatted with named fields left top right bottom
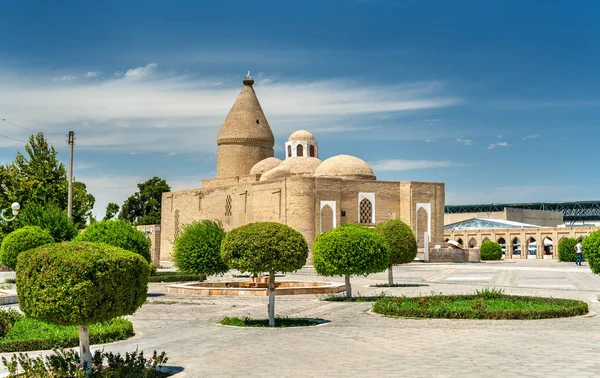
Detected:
left=558, top=237, right=581, bottom=262
left=583, top=230, right=600, bottom=274
left=173, top=220, right=228, bottom=276
left=0, top=226, right=54, bottom=270
left=480, top=241, right=503, bottom=261
left=16, top=242, right=149, bottom=326
left=74, top=220, right=151, bottom=263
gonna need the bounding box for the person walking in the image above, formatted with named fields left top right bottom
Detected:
left=574, top=239, right=584, bottom=266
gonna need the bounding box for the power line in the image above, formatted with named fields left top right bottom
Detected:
left=0, top=133, right=26, bottom=143
left=0, top=118, right=64, bottom=136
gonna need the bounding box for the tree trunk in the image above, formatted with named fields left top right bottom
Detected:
left=79, top=325, right=92, bottom=376
left=388, top=264, right=394, bottom=286
left=345, top=274, right=352, bottom=298
left=268, top=271, right=276, bottom=327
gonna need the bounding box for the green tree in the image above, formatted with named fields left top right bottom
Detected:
left=104, top=202, right=120, bottom=221
left=16, top=242, right=149, bottom=374
left=313, top=224, right=389, bottom=297
left=0, top=133, right=95, bottom=233
left=480, top=241, right=503, bottom=260
left=74, top=220, right=151, bottom=263
left=375, top=220, right=418, bottom=285
left=583, top=232, right=600, bottom=274
left=18, top=202, right=79, bottom=242
left=119, top=177, right=170, bottom=225
left=0, top=226, right=54, bottom=269
left=221, top=222, right=308, bottom=326
left=173, top=220, right=229, bottom=276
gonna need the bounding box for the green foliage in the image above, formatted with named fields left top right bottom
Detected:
left=0, top=133, right=95, bottom=233
left=0, top=317, right=133, bottom=353
left=74, top=219, right=151, bottom=263
left=583, top=230, right=600, bottom=274
left=312, top=224, right=390, bottom=276
left=2, top=348, right=168, bottom=377
left=173, top=220, right=228, bottom=276
left=374, top=220, right=417, bottom=265
left=480, top=241, right=503, bottom=261
left=0, top=310, right=21, bottom=339
left=119, top=177, right=171, bottom=225
left=16, top=242, right=149, bottom=326
left=0, top=226, right=54, bottom=269
left=147, top=274, right=206, bottom=283
left=219, top=316, right=327, bottom=328
left=372, top=293, right=588, bottom=320
left=558, top=237, right=581, bottom=262
left=18, top=202, right=79, bottom=242
left=103, top=202, right=120, bottom=221
left=220, top=222, right=308, bottom=275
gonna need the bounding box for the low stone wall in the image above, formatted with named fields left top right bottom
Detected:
left=428, top=248, right=480, bottom=263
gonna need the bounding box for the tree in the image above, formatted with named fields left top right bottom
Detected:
left=558, top=237, right=581, bottom=262
left=119, top=177, right=170, bottom=225
left=220, top=222, right=308, bottom=326
left=16, top=242, right=149, bottom=374
left=74, top=220, right=151, bottom=263
left=312, top=223, right=389, bottom=297
left=480, top=241, right=503, bottom=260
left=18, top=202, right=79, bottom=242
left=0, top=133, right=95, bottom=233
left=104, top=202, right=120, bottom=221
left=583, top=231, right=600, bottom=274
left=0, top=226, right=54, bottom=269
left=375, top=220, right=418, bottom=285
left=173, top=220, right=229, bottom=276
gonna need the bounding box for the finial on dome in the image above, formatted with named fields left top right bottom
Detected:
left=243, top=71, right=254, bottom=86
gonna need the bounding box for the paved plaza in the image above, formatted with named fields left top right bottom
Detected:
left=2, top=260, right=600, bottom=377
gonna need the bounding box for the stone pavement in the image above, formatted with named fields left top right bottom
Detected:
left=2, top=260, right=600, bottom=377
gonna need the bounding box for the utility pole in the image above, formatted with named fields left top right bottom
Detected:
left=67, top=131, right=75, bottom=219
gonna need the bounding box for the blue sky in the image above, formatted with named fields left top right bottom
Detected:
left=1, top=0, right=599, bottom=219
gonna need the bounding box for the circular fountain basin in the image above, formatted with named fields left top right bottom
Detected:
left=165, top=280, right=346, bottom=296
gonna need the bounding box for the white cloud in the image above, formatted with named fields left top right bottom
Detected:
left=455, top=138, right=473, bottom=145
left=166, top=152, right=177, bottom=156
left=523, top=134, right=539, bottom=140
left=0, top=65, right=462, bottom=154
left=425, top=139, right=435, bottom=143
left=370, top=159, right=468, bottom=171
left=123, top=63, right=157, bottom=79
left=488, top=141, right=509, bottom=149
left=424, top=118, right=441, bottom=123
left=52, top=75, right=77, bottom=82
left=86, top=72, right=97, bottom=78
left=497, top=134, right=503, bottom=139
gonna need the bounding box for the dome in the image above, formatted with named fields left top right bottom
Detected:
left=287, top=130, right=316, bottom=142
left=249, top=157, right=282, bottom=175
left=260, top=157, right=322, bottom=181
left=314, top=154, right=376, bottom=180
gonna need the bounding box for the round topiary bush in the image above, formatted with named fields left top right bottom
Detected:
left=221, top=222, right=308, bottom=326
left=583, top=231, right=600, bottom=274
left=312, top=223, right=389, bottom=297
left=0, top=226, right=54, bottom=270
left=558, top=237, right=580, bottom=262
left=16, top=241, right=149, bottom=370
left=375, top=220, right=417, bottom=285
left=19, top=203, right=78, bottom=242
left=173, top=220, right=228, bottom=276
left=480, top=241, right=503, bottom=261
left=74, top=220, right=151, bottom=263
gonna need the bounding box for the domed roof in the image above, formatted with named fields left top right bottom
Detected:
left=287, top=130, right=316, bottom=142
left=217, top=79, right=274, bottom=147
left=249, top=157, right=282, bottom=175
left=260, top=157, right=322, bottom=181
left=314, top=154, right=376, bottom=180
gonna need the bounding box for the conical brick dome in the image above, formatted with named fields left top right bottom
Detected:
left=216, top=75, right=275, bottom=178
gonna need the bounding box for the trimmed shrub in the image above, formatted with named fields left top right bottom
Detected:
left=312, top=223, right=389, bottom=297
left=0, top=226, right=54, bottom=270
left=583, top=230, right=600, bottom=274
left=173, top=220, right=228, bottom=276
left=375, top=220, right=417, bottom=285
left=16, top=241, right=149, bottom=370
left=148, top=274, right=206, bottom=283
left=74, top=219, right=151, bottom=263
left=221, top=222, right=308, bottom=326
left=0, top=310, right=21, bottom=339
left=480, top=241, right=503, bottom=261
left=18, top=203, right=78, bottom=242
left=558, top=237, right=581, bottom=262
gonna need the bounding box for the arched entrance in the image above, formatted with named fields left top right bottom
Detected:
left=527, top=237, right=537, bottom=259
left=512, top=237, right=521, bottom=258
left=543, top=237, right=554, bottom=258
left=320, top=205, right=334, bottom=233
left=416, top=207, right=428, bottom=248
left=456, top=238, right=464, bottom=248
left=469, top=238, right=477, bottom=248
left=498, top=237, right=506, bottom=257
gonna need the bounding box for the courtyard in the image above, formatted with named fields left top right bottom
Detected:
left=3, top=259, right=598, bottom=377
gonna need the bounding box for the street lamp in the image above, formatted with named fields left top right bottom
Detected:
left=0, top=203, right=20, bottom=224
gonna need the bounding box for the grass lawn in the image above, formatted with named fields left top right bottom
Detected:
left=219, top=316, right=328, bottom=327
